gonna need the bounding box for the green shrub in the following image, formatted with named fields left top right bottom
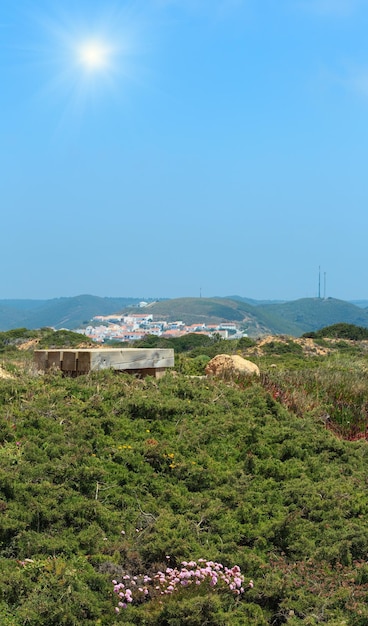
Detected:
left=1, top=349, right=368, bottom=623
left=37, top=329, right=94, bottom=349
left=303, top=323, right=368, bottom=340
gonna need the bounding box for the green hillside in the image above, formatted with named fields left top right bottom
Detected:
left=140, top=297, right=368, bottom=337
left=143, top=297, right=303, bottom=336
left=0, top=296, right=142, bottom=331
left=144, top=297, right=248, bottom=322
left=1, top=295, right=368, bottom=337
left=257, top=297, right=368, bottom=335
left=0, top=305, right=30, bottom=330
left=2, top=342, right=368, bottom=623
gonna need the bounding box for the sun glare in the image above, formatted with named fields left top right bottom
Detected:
left=77, top=40, right=112, bottom=71
left=29, top=3, right=147, bottom=121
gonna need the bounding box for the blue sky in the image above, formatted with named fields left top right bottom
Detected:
left=1, top=0, right=368, bottom=301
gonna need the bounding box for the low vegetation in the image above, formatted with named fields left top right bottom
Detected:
left=1, top=326, right=368, bottom=624
left=0, top=328, right=95, bottom=354
left=302, top=322, right=368, bottom=341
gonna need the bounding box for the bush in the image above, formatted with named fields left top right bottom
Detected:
left=2, top=348, right=368, bottom=623
left=303, top=323, right=368, bottom=340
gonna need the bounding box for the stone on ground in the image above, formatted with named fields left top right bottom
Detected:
left=205, top=354, right=260, bottom=378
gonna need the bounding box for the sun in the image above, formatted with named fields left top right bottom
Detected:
left=28, top=4, right=147, bottom=118
left=77, top=40, right=112, bottom=72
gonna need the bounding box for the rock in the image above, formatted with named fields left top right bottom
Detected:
left=0, top=366, right=15, bottom=380
left=205, top=354, right=260, bottom=378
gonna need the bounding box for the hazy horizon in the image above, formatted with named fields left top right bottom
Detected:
left=1, top=293, right=368, bottom=305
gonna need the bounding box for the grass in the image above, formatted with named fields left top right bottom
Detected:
left=261, top=353, right=368, bottom=439
left=1, top=333, right=368, bottom=623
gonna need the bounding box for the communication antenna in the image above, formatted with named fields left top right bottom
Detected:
left=200, top=287, right=202, bottom=298
left=324, top=272, right=326, bottom=299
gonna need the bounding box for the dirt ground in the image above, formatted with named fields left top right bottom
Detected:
left=17, top=339, right=40, bottom=351
left=247, top=335, right=331, bottom=357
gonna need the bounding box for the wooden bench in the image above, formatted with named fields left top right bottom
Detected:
left=34, top=348, right=175, bottom=378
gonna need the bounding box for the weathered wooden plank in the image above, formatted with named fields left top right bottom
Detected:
left=136, top=367, right=167, bottom=379
left=34, top=351, right=48, bottom=371
left=34, top=348, right=174, bottom=375
left=77, top=351, right=92, bottom=373
left=62, top=351, right=77, bottom=371
left=47, top=351, right=62, bottom=369
left=87, top=349, right=174, bottom=371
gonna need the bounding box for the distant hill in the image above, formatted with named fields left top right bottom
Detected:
left=0, top=296, right=142, bottom=331
left=135, top=297, right=368, bottom=337
left=0, top=304, right=31, bottom=330
left=1, top=295, right=368, bottom=336
left=350, top=300, right=368, bottom=309
left=226, top=295, right=287, bottom=305
left=142, top=297, right=296, bottom=336
left=257, top=298, right=368, bottom=335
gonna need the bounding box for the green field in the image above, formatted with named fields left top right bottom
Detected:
left=2, top=329, right=368, bottom=624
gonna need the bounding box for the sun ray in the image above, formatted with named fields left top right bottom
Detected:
left=21, top=2, right=148, bottom=123
left=77, top=40, right=112, bottom=71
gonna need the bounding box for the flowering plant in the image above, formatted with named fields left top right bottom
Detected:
left=112, top=559, right=253, bottom=613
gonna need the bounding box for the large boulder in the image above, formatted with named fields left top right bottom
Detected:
left=205, top=354, right=260, bottom=378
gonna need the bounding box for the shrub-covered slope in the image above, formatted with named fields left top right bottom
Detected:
left=1, top=364, right=368, bottom=624
left=258, top=298, right=368, bottom=335
left=2, top=295, right=368, bottom=337
left=0, top=296, right=142, bottom=331
left=302, top=322, right=368, bottom=340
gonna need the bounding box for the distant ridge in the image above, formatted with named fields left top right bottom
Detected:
left=1, top=295, right=368, bottom=336
left=0, top=296, right=141, bottom=331
left=226, top=295, right=287, bottom=305
left=350, top=300, right=368, bottom=309
left=128, top=296, right=368, bottom=337
left=257, top=297, right=368, bottom=336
